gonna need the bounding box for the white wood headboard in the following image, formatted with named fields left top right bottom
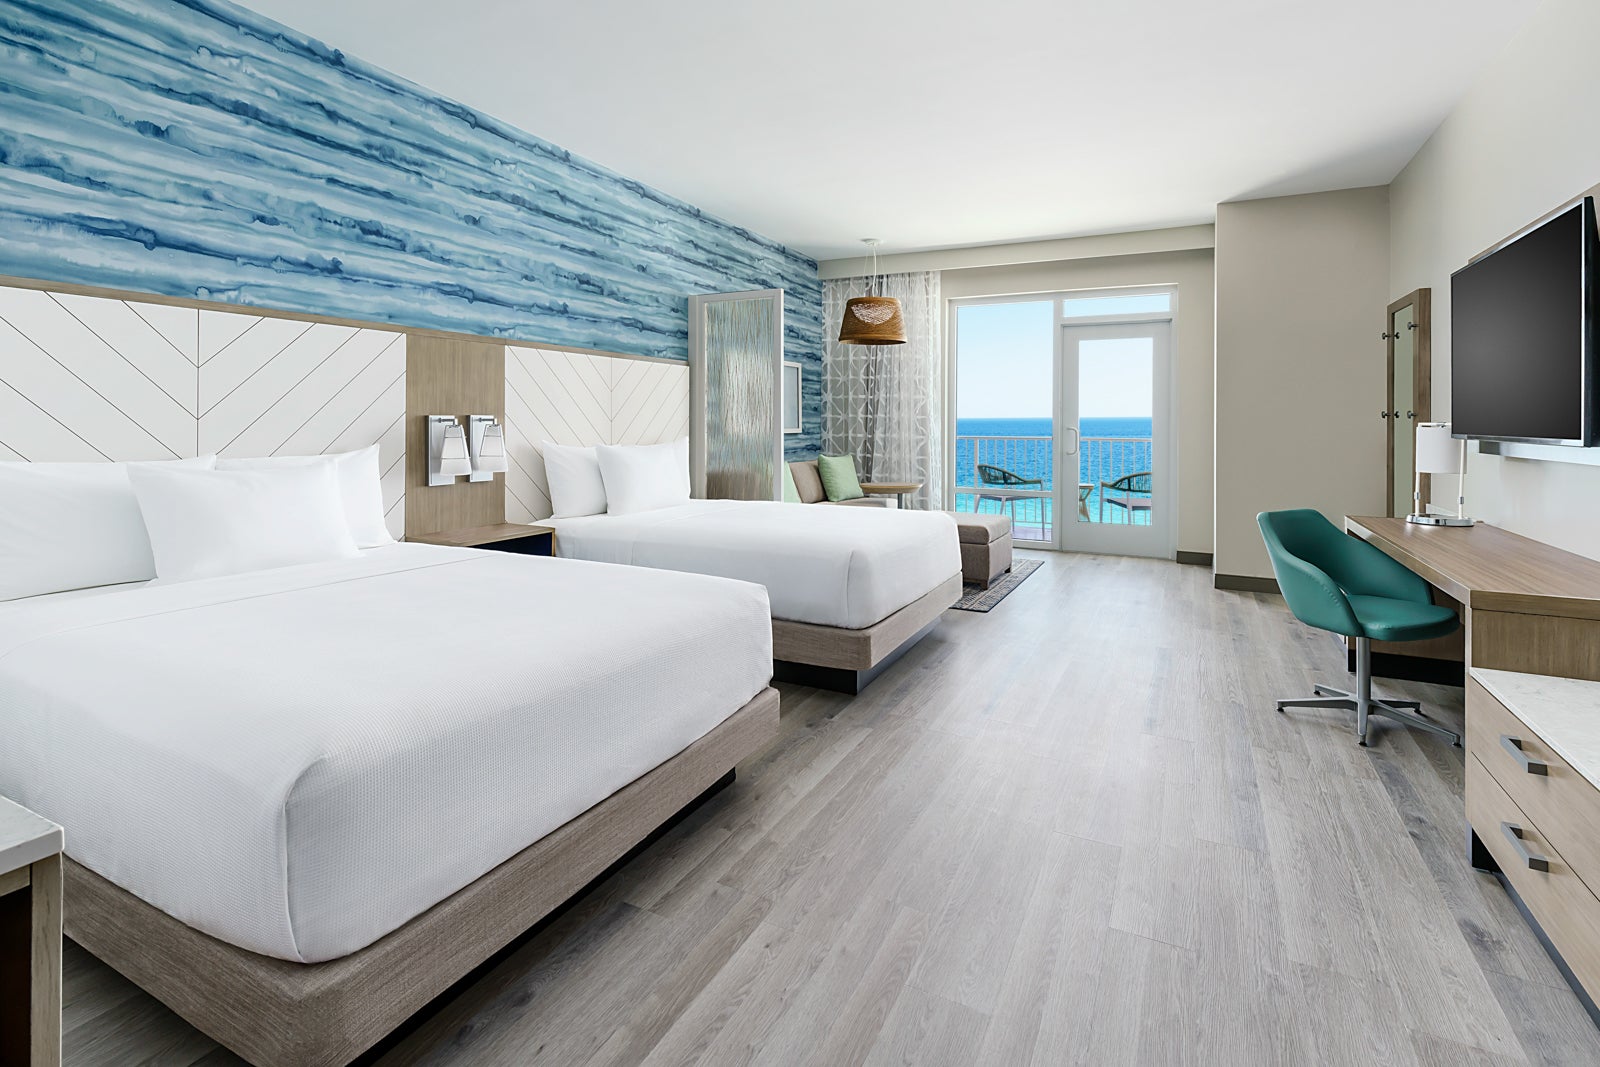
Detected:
left=503, top=345, right=689, bottom=522
left=0, top=285, right=407, bottom=537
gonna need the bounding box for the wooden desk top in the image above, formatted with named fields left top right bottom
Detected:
left=859, top=482, right=921, bottom=494
left=1347, top=516, right=1600, bottom=620
left=407, top=523, right=554, bottom=549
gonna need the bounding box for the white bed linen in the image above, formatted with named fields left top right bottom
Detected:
left=0, top=543, right=771, bottom=963
left=545, top=500, right=961, bottom=629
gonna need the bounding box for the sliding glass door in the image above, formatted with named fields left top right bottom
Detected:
left=950, top=288, right=1176, bottom=558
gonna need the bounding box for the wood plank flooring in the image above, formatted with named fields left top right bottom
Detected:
left=62, top=552, right=1600, bottom=1065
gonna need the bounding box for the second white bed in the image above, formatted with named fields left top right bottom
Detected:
left=545, top=499, right=961, bottom=629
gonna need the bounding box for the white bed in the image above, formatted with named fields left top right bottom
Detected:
left=0, top=542, right=772, bottom=964
left=545, top=499, right=961, bottom=629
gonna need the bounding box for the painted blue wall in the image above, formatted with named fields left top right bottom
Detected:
left=0, top=0, right=823, bottom=455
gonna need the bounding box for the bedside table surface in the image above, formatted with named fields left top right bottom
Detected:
left=859, top=482, right=922, bottom=493
left=0, top=796, right=62, bottom=874
left=409, top=523, right=555, bottom=548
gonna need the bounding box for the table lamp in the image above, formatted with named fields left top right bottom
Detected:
left=1407, top=421, right=1474, bottom=526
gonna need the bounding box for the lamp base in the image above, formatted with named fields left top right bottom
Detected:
left=1405, top=513, right=1475, bottom=527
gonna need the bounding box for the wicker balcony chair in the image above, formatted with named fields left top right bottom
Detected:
left=1099, top=470, right=1152, bottom=524
left=975, top=463, right=1042, bottom=521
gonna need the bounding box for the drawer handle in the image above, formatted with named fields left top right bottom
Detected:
left=1501, top=822, right=1551, bottom=872
left=1500, top=735, right=1549, bottom=775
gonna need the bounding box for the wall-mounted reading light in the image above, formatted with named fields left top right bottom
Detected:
left=428, top=415, right=472, bottom=486
left=467, top=415, right=508, bottom=482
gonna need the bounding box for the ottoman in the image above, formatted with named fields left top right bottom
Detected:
left=949, top=512, right=1013, bottom=589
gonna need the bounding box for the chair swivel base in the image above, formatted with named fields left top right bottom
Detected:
left=1277, top=684, right=1461, bottom=748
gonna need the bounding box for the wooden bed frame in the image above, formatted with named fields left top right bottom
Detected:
left=63, top=686, right=780, bottom=1067
left=771, top=572, right=962, bottom=694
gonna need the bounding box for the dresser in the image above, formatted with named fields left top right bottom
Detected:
left=1347, top=516, right=1600, bottom=1022
left=0, top=798, right=63, bottom=1067
left=1468, top=671, right=1600, bottom=1010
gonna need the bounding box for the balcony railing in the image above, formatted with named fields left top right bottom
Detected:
left=953, top=433, right=1154, bottom=541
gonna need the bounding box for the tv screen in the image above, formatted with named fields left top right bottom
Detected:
left=1451, top=199, right=1596, bottom=445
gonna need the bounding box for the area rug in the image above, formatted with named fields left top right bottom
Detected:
left=952, top=558, right=1043, bottom=612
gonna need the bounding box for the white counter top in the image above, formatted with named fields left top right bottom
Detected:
left=1473, top=668, right=1600, bottom=792
left=0, top=795, right=62, bottom=874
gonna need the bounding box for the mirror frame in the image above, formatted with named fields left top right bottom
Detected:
left=1386, top=287, right=1432, bottom=517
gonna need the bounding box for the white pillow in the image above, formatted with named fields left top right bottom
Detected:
left=541, top=441, right=608, bottom=518
left=128, top=463, right=360, bottom=583
left=595, top=439, right=691, bottom=515
left=0, top=456, right=217, bottom=601
left=216, top=445, right=392, bottom=547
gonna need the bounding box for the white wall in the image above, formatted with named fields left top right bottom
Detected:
left=1214, top=187, right=1390, bottom=580
left=1389, top=0, right=1600, bottom=561
left=942, top=249, right=1215, bottom=556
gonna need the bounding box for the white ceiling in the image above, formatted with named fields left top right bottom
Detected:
left=242, top=0, right=1540, bottom=262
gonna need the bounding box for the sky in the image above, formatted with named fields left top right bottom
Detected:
left=956, top=299, right=1157, bottom=420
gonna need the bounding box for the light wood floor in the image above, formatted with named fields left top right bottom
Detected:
left=64, top=552, right=1600, bottom=1066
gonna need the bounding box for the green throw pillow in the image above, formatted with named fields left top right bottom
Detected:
left=782, top=462, right=802, bottom=503
left=817, top=454, right=864, bottom=502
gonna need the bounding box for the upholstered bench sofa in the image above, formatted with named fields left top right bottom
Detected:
left=948, top=512, right=1013, bottom=588
left=788, top=460, right=889, bottom=507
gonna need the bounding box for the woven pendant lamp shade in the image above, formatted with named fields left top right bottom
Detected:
left=838, top=295, right=906, bottom=345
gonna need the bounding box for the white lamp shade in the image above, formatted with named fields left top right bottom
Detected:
left=439, top=424, right=472, bottom=476
left=474, top=423, right=507, bottom=474
left=1414, top=422, right=1459, bottom=475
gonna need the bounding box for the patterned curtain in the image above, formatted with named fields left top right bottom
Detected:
left=823, top=271, right=944, bottom=510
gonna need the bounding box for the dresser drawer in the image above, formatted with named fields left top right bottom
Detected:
left=1467, top=677, right=1600, bottom=899
left=1467, top=755, right=1600, bottom=1000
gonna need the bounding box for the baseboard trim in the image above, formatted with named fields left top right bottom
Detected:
left=1214, top=573, right=1279, bottom=594
left=1175, top=550, right=1214, bottom=567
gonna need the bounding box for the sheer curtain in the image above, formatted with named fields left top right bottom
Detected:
left=823, top=271, right=944, bottom=509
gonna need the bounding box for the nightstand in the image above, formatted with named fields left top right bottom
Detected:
left=408, top=522, right=555, bottom=557
left=0, top=797, right=63, bottom=1067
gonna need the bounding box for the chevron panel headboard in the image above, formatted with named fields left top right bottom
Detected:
left=0, top=284, right=407, bottom=537
left=504, top=345, right=689, bottom=522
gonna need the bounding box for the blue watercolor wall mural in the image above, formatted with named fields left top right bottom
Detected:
left=0, top=0, right=823, bottom=456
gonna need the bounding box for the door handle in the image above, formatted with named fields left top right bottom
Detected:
left=1501, top=822, right=1551, bottom=872
left=1062, top=427, right=1079, bottom=455
left=1380, top=410, right=1393, bottom=419
left=1500, top=735, right=1549, bottom=775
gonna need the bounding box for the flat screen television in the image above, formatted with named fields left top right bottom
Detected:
left=1450, top=197, right=1599, bottom=445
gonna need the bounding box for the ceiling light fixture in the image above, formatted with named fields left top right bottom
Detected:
left=838, top=238, right=906, bottom=345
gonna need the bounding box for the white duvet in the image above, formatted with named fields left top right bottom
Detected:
left=0, top=544, right=771, bottom=963
left=546, top=500, right=961, bottom=629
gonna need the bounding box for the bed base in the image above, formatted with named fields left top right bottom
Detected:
left=770, top=573, right=961, bottom=694
left=63, top=686, right=780, bottom=1067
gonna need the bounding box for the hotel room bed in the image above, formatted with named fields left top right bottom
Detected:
left=544, top=499, right=963, bottom=692
left=0, top=542, right=778, bottom=1065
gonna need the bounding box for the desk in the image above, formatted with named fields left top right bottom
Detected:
left=1346, top=516, right=1600, bottom=682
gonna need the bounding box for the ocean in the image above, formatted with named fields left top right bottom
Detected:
left=954, top=416, right=1154, bottom=528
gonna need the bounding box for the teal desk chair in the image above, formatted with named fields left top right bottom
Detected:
left=1257, top=509, right=1461, bottom=748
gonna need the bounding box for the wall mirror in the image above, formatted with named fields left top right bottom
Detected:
left=1385, top=288, right=1432, bottom=517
